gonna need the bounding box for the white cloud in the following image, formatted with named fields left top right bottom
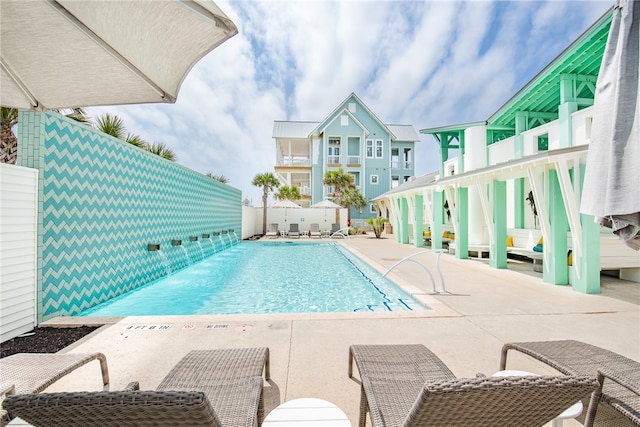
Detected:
left=88, top=0, right=612, bottom=203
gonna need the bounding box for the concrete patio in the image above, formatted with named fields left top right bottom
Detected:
left=17, top=234, right=640, bottom=426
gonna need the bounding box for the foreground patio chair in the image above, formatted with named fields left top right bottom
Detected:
left=265, top=223, right=279, bottom=238
left=0, top=352, right=109, bottom=427
left=3, top=347, right=270, bottom=427
left=349, top=344, right=597, bottom=427
left=501, top=340, right=640, bottom=426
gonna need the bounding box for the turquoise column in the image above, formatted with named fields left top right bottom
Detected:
left=514, top=112, right=527, bottom=159
left=456, top=187, right=468, bottom=259
left=400, top=197, right=409, bottom=244
left=544, top=171, right=569, bottom=285
left=414, top=194, right=424, bottom=248
left=432, top=191, right=444, bottom=249
left=394, top=198, right=402, bottom=243
left=572, top=164, right=601, bottom=293
left=490, top=180, right=507, bottom=268
left=559, top=75, right=578, bottom=148
left=514, top=178, right=525, bottom=228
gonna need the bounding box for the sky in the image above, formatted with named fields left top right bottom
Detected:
left=88, top=0, right=612, bottom=205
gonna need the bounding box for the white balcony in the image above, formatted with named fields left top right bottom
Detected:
left=328, top=155, right=341, bottom=164
left=347, top=155, right=360, bottom=164
left=277, top=156, right=310, bottom=167
left=488, top=136, right=516, bottom=166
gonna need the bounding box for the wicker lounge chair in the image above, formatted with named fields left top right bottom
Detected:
left=349, top=344, right=597, bottom=427
left=288, top=223, right=300, bottom=238
left=0, top=352, right=109, bottom=427
left=266, top=223, right=279, bottom=238
left=501, top=340, right=640, bottom=426
left=3, top=347, right=270, bottom=427
left=309, top=223, right=321, bottom=238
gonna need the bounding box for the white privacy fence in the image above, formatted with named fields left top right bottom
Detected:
left=1, top=163, right=38, bottom=342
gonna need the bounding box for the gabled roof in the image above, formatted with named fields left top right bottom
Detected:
left=372, top=171, right=440, bottom=200
left=273, top=93, right=420, bottom=142
left=310, top=92, right=397, bottom=140
left=387, top=125, right=420, bottom=142
left=272, top=121, right=319, bottom=138
left=316, top=108, right=369, bottom=138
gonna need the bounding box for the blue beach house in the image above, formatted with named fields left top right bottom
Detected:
left=272, top=93, right=420, bottom=224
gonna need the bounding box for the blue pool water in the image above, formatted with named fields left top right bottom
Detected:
left=79, top=242, right=427, bottom=316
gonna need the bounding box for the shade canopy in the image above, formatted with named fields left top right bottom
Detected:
left=310, top=199, right=342, bottom=209
left=0, top=0, right=237, bottom=110
left=271, top=200, right=302, bottom=209
left=581, top=0, right=639, bottom=250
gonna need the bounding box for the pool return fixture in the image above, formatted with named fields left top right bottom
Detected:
left=382, top=249, right=459, bottom=295
left=148, top=243, right=171, bottom=276
left=190, top=235, right=205, bottom=260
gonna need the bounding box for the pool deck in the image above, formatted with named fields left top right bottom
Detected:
left=13, top=233, right=640, bottom=426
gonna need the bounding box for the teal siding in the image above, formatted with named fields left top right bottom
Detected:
left=18, top=111, right=241, bottom=320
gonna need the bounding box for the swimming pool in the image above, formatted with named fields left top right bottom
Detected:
left=79, top=242, right=427, bottom=316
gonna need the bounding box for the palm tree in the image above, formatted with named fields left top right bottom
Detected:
left=1, top=107, right=19, bottom=164
left=341, top=186, right=367, bottom=226
left=206, top=173, right=229, bottom=184
left=147, top=142, right=176, bottom=161
left=323, top=168, right=366, bottom=224
left=57, top=108, right=91, bottom=125
left=274, top=185, right=301, bottom=201
left=252, top=172, right=280, bottom=235
left=323, top=168, right=353, bottom=202
left=94, top=113, right=126, bottom=139
left=125, top=133, right=149, bottom=149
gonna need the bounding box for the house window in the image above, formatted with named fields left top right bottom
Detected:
left=391, top=148, right=399, bottom=168
left=370, top=174, right=379, bottom=184
left=370, top=203, right=377, bottom=213
left=341, top=115, right=349, bottom=126
left=375, top=140, right=383, bottom=158
left=391, top=175, right=399, bottom=188
left=366, top=139, right=373, bottom=158
left=328, top=137, right=341, bottom=164
left=403, top=147, right=413, bottom=168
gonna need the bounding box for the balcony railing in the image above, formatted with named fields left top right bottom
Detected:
left=278, top=157, right=311, bottom=167
left=347, top=155, right=360, bottom=164
left=391, top=160, right=413, bottom=169
left=328, top=155, right=341, bottom=164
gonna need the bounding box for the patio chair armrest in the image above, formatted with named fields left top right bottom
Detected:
left=596, top=367, right=640, bottom=396
left=584, top=367, right=640, bottom=427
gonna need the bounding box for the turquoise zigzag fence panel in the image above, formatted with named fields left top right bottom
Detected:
left=18, top=111, right=241, bottom=321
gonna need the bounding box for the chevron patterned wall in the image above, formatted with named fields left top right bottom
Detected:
left=18, top=111, right=241, bottom=321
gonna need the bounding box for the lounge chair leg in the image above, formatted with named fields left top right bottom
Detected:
left=348, top=348, right=354, bottom=378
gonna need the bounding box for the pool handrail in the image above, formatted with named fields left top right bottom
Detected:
left=331, top=227, right=350, bottom=239
left=382, top=250, right=449, bottom=294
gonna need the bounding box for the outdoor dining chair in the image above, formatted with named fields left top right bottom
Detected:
left=3, top=347, right=270, bottom=427
left=348, top=344, right=597, bottom=427
left=501, top=339, right=640, bottom=426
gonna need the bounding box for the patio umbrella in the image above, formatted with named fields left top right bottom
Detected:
left=581, top=0, right=639, bottom=250
left=311, top=199, right=343, bottom=224
left=271, top=200, right=302, bottom=209
left=0, top=0, right=237, bottom=110
left=271, top=199, right=301, bottom=223
left=310, top=200, right=342, bottom=209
